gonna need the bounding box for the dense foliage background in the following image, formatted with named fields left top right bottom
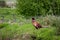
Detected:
left=17, top=0, right=60, bottom=17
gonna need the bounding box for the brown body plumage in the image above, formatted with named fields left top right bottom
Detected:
left=32, top=18, right=42, bottom=29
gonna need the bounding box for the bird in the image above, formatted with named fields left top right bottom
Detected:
left=32, top=18, right=42, bottom=29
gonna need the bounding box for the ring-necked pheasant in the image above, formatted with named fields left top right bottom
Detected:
left=32, top=18, right=42, bottom=29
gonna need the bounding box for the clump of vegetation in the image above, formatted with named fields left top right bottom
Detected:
left=0, top=23, right=9, bottom=29
left=0, top=23, right=19, bottom=40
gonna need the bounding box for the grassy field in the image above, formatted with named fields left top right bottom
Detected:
left=0, top=22, right=60, bottom=40
left=0, top=8, right=60, bottom=40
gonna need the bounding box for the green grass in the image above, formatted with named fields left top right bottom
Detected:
left=0, top=23, right=59, bottom=40
left=0, top=8, right=16, bottom=14
left=0, top=23, right=19, bottom=40
left=17, top=24, right=56, bottom=40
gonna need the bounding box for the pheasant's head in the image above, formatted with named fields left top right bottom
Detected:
left=32, top=18, right=35, bottom=20
left=32, top=18, right=35, bottom=22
